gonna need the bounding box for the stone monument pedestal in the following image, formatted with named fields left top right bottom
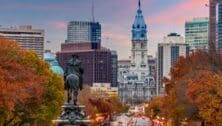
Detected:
left=54, top=103, right=91, bottom=126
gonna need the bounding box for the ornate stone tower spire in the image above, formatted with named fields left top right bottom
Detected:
left=132, top=0, right=147, bottom=41
left=130, top=0, right=149, bottom=81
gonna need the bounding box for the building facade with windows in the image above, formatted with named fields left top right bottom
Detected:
left=90, top=83, right=118, bottom=98
left=147, top=55, right=156, bottom=78
left=185, top=17, right=209, bottom=50
left=118, top=60, right=131, bottom=82
left=111, top=51, right=118, bottom=87
left=67, top=21, right=101, bottom=49
left=209, top=0, right=222, bottom=52
left=0, top=25, right=44, bottom=58
left=57, top=43, right=112, bottom=86
left=157, top=33, right=189, bottom=95
left=119, top=75, right=156, bottom=104
left=57, top=19, right=116, bottom=86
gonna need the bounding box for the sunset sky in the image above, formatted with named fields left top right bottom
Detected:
left=0, top=0, right=209, bottom=59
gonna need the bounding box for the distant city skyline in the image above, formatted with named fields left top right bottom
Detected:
left=0, top=0, right=208, bottom=59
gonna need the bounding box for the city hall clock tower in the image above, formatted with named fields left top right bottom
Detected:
left=130, top=0, right=149, bottom=81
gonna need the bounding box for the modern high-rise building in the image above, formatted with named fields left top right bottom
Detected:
left=157, top=33, right=189, bottom=95
left=185, top=17, right=209, bottom=50
left=66, top=21, right=101, bottom=49
left=209, top=0, right=222, bottom=52
left=0, top=25, right=44, bottom=58
left=57, top=19, right=114, bottom=86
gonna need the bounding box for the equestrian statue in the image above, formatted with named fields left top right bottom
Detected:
left=54, top=55, right=90, bottom=126
left=64, top=55, right=84, bottom=105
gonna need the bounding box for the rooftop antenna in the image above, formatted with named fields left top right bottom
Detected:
left=92, top=0, right=95, bottom=22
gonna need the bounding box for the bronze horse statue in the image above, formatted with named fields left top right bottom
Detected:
left=64, top=55, right=83, bottom=105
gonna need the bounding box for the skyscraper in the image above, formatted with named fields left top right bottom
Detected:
left=57, top=19, right=114, bottom=86
left=185, top=17, right=209, bottom=50
left=57, top=46, right=112, bottom=86
left=157, top=33, right=189, bottom=95
left=67, top=21, right=101, bottom=49
left=209, top=0, right=222, bottom=52
left=111, top=51, right=118, bottom=87
left=0, top=25, right=44, bottom=58
left=130, top=0, right=149, bottom=81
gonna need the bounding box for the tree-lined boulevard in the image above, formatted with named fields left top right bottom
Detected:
left=0, top=0, right=222, bottom=125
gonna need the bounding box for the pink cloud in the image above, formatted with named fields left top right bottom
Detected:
left=149, top=0, right=209, bottom=25
left=102, top=32, right=130, bottom=47
left=51, top=22, right=67, bottom=29
left=102, top=32, right=131, bottom=59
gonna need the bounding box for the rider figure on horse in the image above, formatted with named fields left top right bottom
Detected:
left=64, top=55, right=84, bottom=105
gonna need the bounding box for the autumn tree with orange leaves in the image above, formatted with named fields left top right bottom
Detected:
left=186, top=71, right=222, bottom=125
left=78, top=86, right=124, bottom=126
left=0, top=36, right=65, bottom=126
left=148, top=51, right=222, bottom=126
